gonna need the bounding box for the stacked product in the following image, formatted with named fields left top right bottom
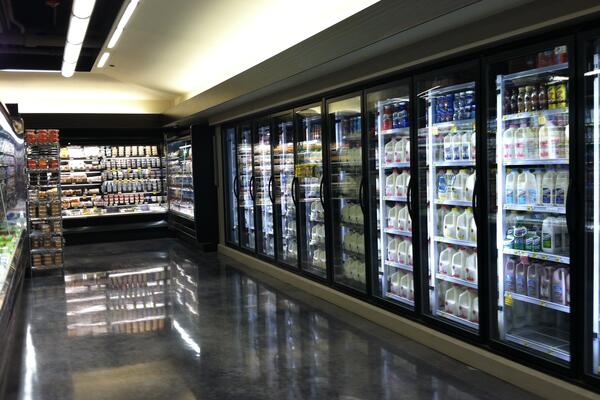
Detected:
left=166, top=139, right=194, bottom=219
left=26, top=129, right=64, bottom=270
left=60, top=145, right=167, bottom=218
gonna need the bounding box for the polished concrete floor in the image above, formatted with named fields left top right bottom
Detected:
left=10, top=238, right=539, bottom=400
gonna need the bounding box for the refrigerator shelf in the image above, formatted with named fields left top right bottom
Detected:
left=436, top=273, right=477, bottom=289
left=434, top=236, right=477, bottom=248
left=341, top=221, right=364, bottom=231
left=343, top=249, right=365, bottom=259
left=436, top=310, right=479, bottom=330
left=503, top=158, right=568, bottom=166
left=505, top=292, right=570, bottom=313
left=384, top=228, right=412, bottom=237
left=433, top=160, right=476, bottom=167
left=384, top=292, right=414, bottom=306
left=427, top=81, right=475, bottom=96
left=501, top=62, right=568, bottom=81
left=342, top=134, right=362, bottom=142
left=378, top=162, right=410, bottom=169
left=502, top=248, right=570, bottom=264
left=28, top=168, right=60, bottom=174
left=379, top=127, right=410, bottom=136
left=434, top=199, right=472, bottom=207
left=383, top=195, right=407, bottom=202
left=503, top=204, right=566, bottom=214
left=31, top=248, right=63, bottom=254
left=501, top=107, right=569, bottom=121
left=309, top=240, right=326, bottom=248
left=384, top=260, right=413, bottom=272
left=309, top=218, right=324, bottom=224
left=505, top=330, right=570, bottom=362
left=432, top=118, right=476, bottom=129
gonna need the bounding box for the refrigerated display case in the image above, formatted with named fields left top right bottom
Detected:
left=327, top=94, right=366, bottom=292
left=295, top=104, right=326, bottom=278
left=273, top=113, right=297, bottom=267
left=367, top=81, right=415, bottom=307
left=417, top=63, right=480, bottom=331
left=223, top=126, right=239, bottom=246
left=490, top=43, right=572, bottom=362
left=253, top=121, right=274, bottom=258
left=167, top=137, right=194, bottom=220
left=238, top=124, right=255, bottom=251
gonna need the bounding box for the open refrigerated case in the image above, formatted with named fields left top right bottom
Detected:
left=253, top=121, right=275, bottom=259
left=490, top=43, right=572, bottom=363
left=367, top=81, right=415, bottom=307
left=167, top=136, right=194, bottom=220
left=417, top=63, right=481, bottom=332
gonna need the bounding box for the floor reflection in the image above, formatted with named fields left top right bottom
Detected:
left=14, top=239, right=538, bottom=400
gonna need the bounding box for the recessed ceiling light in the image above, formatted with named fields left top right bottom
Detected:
left=107, top=0, right=140, bottom=49
left=97, top=52, right=110, bottom=68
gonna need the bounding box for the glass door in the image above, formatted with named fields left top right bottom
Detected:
left=295, top=104, right=327, bottom=279
left=327, top=94, right=366, bottom=292
left=224, top=126, right=239, bottom=246
left=584, top=35, right=600, bottom=375
left=254, top=120, right=275, bottom=258
left=490, top=43, right=571, bottom=363
left=367, top=81, right=414, bottom=307
left=273, top=112, right=298, bottom=268
left=417, top=63, right=480, bottom=331
left=237, top=124, right=255, bottom=252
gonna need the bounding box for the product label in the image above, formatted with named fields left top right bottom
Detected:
left=542, top=188, right=552, bottom=204
left=542, top=232, right=552, bottom=249
left=517, top=189, right=527, bottom=205
left=516, top=276, right=526, bottom=293
left=527, top=189, right=537, bottom=204
left=444, top=146, right=453, bottom=161
left=555, top=188, right=565, bottom=205
left=462, top=143, right=470, bottom=160
left=453, top=145, right=461, bottom=160
left=506, top=189, right=514, bottom=204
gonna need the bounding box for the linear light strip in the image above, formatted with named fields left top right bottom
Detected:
left=61, top=0, right=97, bottom=78
left=107, top=0, right=140, bottom=49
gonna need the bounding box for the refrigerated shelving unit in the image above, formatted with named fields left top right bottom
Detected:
left=166, top=133, right=196, bottom=240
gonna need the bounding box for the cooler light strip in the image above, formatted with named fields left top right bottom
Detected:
left=427, top=93, right=436, bottom=315
left=377, top=101, right=386, bottom=295
left=496, top=75, right=506, bottom=338
left=593, top=70, right=600, bottom=372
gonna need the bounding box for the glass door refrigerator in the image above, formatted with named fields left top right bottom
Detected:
left=488, top=42, right=573, bottom=363
left=366, top=80, right=415, bottom=307
left=416, top=62, right=481, bottom=332
left=223, top=126, right=239, bottom=246
left=272, top=112, right=298, bottom=268
left=583, top=32, right=600, bottom=377
left=253, top=120, right=275, bottom=259
left=295, top=103, right=327, bottom=279
left=237, top=123, right=255, bottom=252
left=326, top=94, right=367, bottom=292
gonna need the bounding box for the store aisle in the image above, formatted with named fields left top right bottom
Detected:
left=10, top=239, right=538, bottom=400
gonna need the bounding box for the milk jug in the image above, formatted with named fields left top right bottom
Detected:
left=387, top=204, right=400, bottom=228
left=456, top=208, right=473, bottom=241
left=461, top=132, right=471, bottom=160
left=437, top=206, right=449, bottom=234
left=397, top=206, right=410, bottom=231
left=552, top=267, right=567, bottom=305
left=452, top=133, right=462, bottom=160
left=387, top=238, right=399, bottom=262
left=554, top=170, right=568, bottom=207
left=517, top=170, right=537, bottom=205
left=465, top=252, right=477, bottom=283
left=515, top=261, right=528, bottom=295
left=542, top=217, right=560, bottom=254
left=503, top=124, right=516, bottom=160
left=444, top=286, right=459, bottom=315
left=357, top=233, right=365, bottom=254
left=451, top=169, right=469, bottom=201
left=470, top=131, right=476, bottom=160
left=515, top=123, right=536, bottom=159
left=465, top=172, right=476, bottom=202
left=527, top=264, right=541, bottom=298
left=548, top=125, right=565, bottom=159
left=404, top=138, right=411, bottom=162
left=400, top=272, right=413, bottom=300
left=443, top=208, right=460, bottom=239
left=504, top=258, right=516, bottom=292
left=394, top=139, right=405, bottom=163
left=469, top=215, right=477, bottom=242
left=458, top=290, right=475, bottom=320
left=407, top=242, right=413, bottom=265
left=451, top=249, right=467, bottom=279
left=471, top=296, right=479, bottom=322
left=439, top=246, right=455, bottom=275
left=438, top=170, right=455, bottom=200
left=534, top=170, right=544, bottom=205
left=341, top=204, right=350, bottom=222
left=505, top=169, right=518, bottom=204
left=385, top=171, right=398, bottom=196
left=564, top=124, right=570, bottom=158
left=444, top=133, right=454, bottom=161
left=540, top=266, right=553, bottom=300
left=398, top=240, right=410, bottom=265
left=538, top=126, right=549, bottom=159
left=556, top=216, right=568, bottom=254
left=390, top=271, right=402, bottom=294
left=396, top=171, right=410, bottom=197
left=541, top=170, right=556, bottom=205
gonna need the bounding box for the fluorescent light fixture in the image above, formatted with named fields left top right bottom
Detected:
left=61, top=0, right=96, bottom=77
left=0, top=69, right=60, bottom=73
left=585, top=69, right=600, bottom=77
left=72, top=0, right=96, bottom=18
left=62, top=62, right=76, bottom=78
left=63, top=42, right=83, bottom=64
left=67, top=16, right=91, bottom=45
left=107, top=0, right=139, bottom=49
left=97, top=52, right=110, bottom=68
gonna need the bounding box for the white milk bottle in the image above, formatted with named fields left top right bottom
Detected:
left=387, top=238, right=399, bottom=262
left=541, top=169, right=556, bottom=205
left=437, top=206, right=449, bottom=234
left=470, top=296, right=479, bottom=322
left=451, top=249, right=466, bottom=279
left=456, top=208, right=473, bottom=241
left=458, top=290, right=475, bottom=320
left=554, top=170, right=568, bottom=207
left=517, top=170, right=537, bottom=205
left=540, top=266, right=553, bottom=300
left=505, top=169, right=518, bottom=205
left=461, top=132, right=471, bottom=160
left=515, top=260, right=528, bottom=295
left=503, top=124, right=516, bottom=160
left=465, top=252, right=477, bottom=283
left=400, top=273, right=412, bottom=299
left=394, top=139, right=405, bottom=163
left=407, top=242, right=413, bottom=265
left=538, top=125, right=549, bottom=159
left=385, top=171, right=398, bottom=196
left=504, top=258, right=516, bottom=292
left=444, top=133, right=454, bottom=161
left=397, top=206, right=409, bottom=231
left=542, top=217, right=558, bottom=254
left=451, top=169, right=469, bottom=201
left=548, top=125, right=565, bottom=159
left=404, top=138, right=411, bottom=163
left=552, top=267, right=567, bottom=305
left=443, top=208, right=460, bottom=238
left=556, top=216, right=568, bottom=254
left=438, top=246, right=455, bottom=275
left=452, top=132, right=462, bottom=160
left=527, top=263, right=541, bottom=298
left=534, top=170, right=544, bottom=205
left=397, top=240, right=409, bottom=265
left=396, top=170, right=410, bottom=197
left=465, top=171, right=476, bottom=202
left=444, top=286, right=459, bottom=315
left=469, top=213, right=478, bottom=242
left=391, top=271, right=403, bottom=294
left=514, top=123, right=527, bottom=159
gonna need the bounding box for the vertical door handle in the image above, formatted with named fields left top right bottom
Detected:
left=291, top=176, right=298, bottom=207
left=472, top=175, right=479, bottom=226
left=233, top=175, right=239, bottom=200
left=406, top=176, right=413, bottom=218
left=566, top=177, right=573, bottom=234
left=358, top=177, right=366, bottom=214
left=249, top=176, right=255, bottom=201
left=268, top=175, right=274, bottom=203
left=319, top=177, right=325, bottom=207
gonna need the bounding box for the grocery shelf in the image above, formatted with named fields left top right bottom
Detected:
left=505, top=292, right=570, bottom=313
left=433, top=160, right=476, bottom=167
left=31, top=248, right=63, bottom=254
left=432, top=118, right=476, bottom=129
left=384, top=260, right=413, bottom=272
left=343, top=249, right=365, bottom=259
left=383, top=195, right=407, bottom=202
left=434, top=236, right=477, bottom=248
left=434, top=199, right=472, bottom=207
left=436, top=273, right=477, bottom=289
left=380, top=162, right=410, bottom=169
left=504, top=158, right=568, bottom=166
left=503, top=204, right=566, bottom=214
left=31, top=264, right=64, bottom=271
left=501, top=62, right=568, bottom=81
left=341, top=221, right=364, bottom=231
left=62, top=209, right=167, bottom=219
left=384, top=292, right=414, bottom=306
left=379, top=127, right=410, bottom=136
left=61, top=183, right=102, bottom=188
left=27, top=169, right=60, bottom=174
left=505, top=330, right=570, bottom=362
left=501, top=107, right=569, bottom=121
left=436, top=310, right=479, bottom=330
left=503, top=247, right=570, bottom=264
left=384, top=228, right=412, bottom=237
left=29, top=216, right=62, bottom=222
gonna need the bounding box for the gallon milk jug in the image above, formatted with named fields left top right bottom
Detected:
left=452, top=133, right=462, bottom=160
left=540, top=266, right=553, bottom=300
left=465, top=171, right=476, bottom=202
left=471, top=296, right=479, bottom=322
left=517, top=170, right=537, bottom=205
left=444, top=286, right=459, bottom=315
left=451, top=249, right=467, bottom=279
left=390, top=271, right=402, bottom=294
left=444, top=133, right=454, bottom=161
left=554, top=170, right=568, bottom=207
left=438, top=206, right=449, bottom=234
left=394, top=139, right=405, bottom=163
left=397, top=206, right=409, bottom=231
left=387, top=238, right=399, bottom=262
left=470, top=131, right=477, bottom=160
left=385, top=171, right=398, bottom=196
left=541, top=170, right=556, bottom=205
left=538, top=125, right=549, bottom=159
left=515, top=260, right=528, bottom=295
left=456, top=208, right=474, bottom=241
left=548, top=125, right=566, bottom=159
left=341, top=204, right=350, bottom=222
left=552, top=267, right=567, bottom=305
left=504, top=258, right=516, bottom=292
left=404, top=138, right=411, bottom=163
left=527, top=263, right=541, bottom=298
left=461, top=132, right=471, bottom=160
left=438, top=246, right=455, bottom=275
left=505, top=169, right=518, bottom=204
left=465, top=252, right=477, bottom=283
left=400, top=273, right=412, bottom=300
left=398, top=240, right=410, bottom=265
left=469, top=215, right=478, bottom=242
left=438, top=170, right=454, bottom=200
left=443, top=208, right=460, bottom=239
left=534, top=170, right=544, bottom=205
left=396, top=171, right=410, bottom=197
left=458, top=290, right=475, bottom=320
left=407, top=242, right=413, bottom=265
left=451, top=169, right=469, bottom=201
left=514, top=123, right=527, bottom=159
left=357, top=233, right=365, bottom=254
left=556, top=216, right=568, bottom=254
left=503, top=124, right=516, bottom=160
left=542, top=217, right=557, bottom=254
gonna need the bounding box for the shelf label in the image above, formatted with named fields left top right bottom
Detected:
left=504, top=292, right=513, bottom=307
left=538, top=115, right=546, bottom=125
left=539, top=300, right=545, bottom=308
left=432, top=126, right=439, bottom=136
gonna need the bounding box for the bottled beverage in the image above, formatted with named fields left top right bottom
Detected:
left=385, top=139, right=396, bottom=163
left=554, top=45, right=568, bottom=64
left=548, top=125, right=566, bottom=159
left=555, top=83, right=567, bottom=109
left=547, top=83, right=557, bottom=109
left=385, top=171, right=398, bottom=196
left=439, top=246, right=455, bottom=275
left=394, top=139, right=405, bottom=163
left=540, top=266, right=553, bottom=300
left=461, top=132, right=471, bottom=160
left=534, top=170, right=544, bottom=205
left=541, top=169, right=556, bottom=205
left=444, top=133, right=454, bottom=161
left=451, top=169, right=469, bottom=201
left=443, top=207, right=460, bottom=239
left=510, top=89, right=519, bottom=114
left=517, top=87, right=526, bottom=112
left=451, top=249, right=466, bottom=278
left=503, top=124, right=516, bottom=160
left=465, top=171, right=476, bottom=202
left=447, top=94, right=455, bottom=121
left=505, top=169, right=518, bottom=204
left=456, top=208, right=474, bottom=241
left=504, top=258, right=516, bottom=292
left=554, top=170, right=568, bottom=206
left=465, top=252, right=477, bottom=283
left=452, top=133, right=462, bottom=161
left=515, top=260, right=528, bottom=295
left=382, top=105, right=393, bottom=131
left=445, top=287, right=459, bottom=315
left=527, top=264, right=541, bottom=298
left=537, top=84, right=547, bottom=110
left=531, top=86, right=539, bottom=111
left=552, top=267, right=567, bottom=305
left=524, top=86, right=534, bottom=112
left=538, top=126, right=549, bottom=159
left=396, top=170, right=410, bottom=197
left=387, top=203, right=401, bottom=228
left=542, top=217, right=560, bottom=254
left=458, top=289, right=476, bottom=320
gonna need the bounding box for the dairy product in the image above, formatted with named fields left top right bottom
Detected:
left=387, top=205, right=400, bottom=228
left=516, top=170, right=537, bottom=205
left=385, top=171, right=398, bottom=196
left=556, top=216, right=568, bottom=254
left=542, top=217, right=560, bottom=254
left=548, top=125, right=565, bottom=159
left=505, top=169, right=518, bottom=204
left=538, top=126, right=549, bottom=159
left=540, top=266, right=553, bottom=300
left=503, top=124, right=516, bottom=160
left=515, top=260, right=528, bottom=295
left=456, top=208, right=473, bottom=241
left=444, top=133, right=454, bottom=161
left=465, top=252, right=477, bottom=283
left=407, top=242, right=413, bottom=265
left=404, top=138, right=411, bottom=162
left=541, top=170, right=556, bottom=205
left=451, top=249, right=467, bottom=279
left=461, top=133, right=471, bottom=160
left=444, top=287, right=459, bottom=315
left=458, top=290, right=476, bottom=320
left=443, top=208, right=460, bottom=239
left=552, top=267, right=567, bottom=305
left=394, top=139, right=405, bottom=163
left=396, top=171, right=410, bottom=197
left=464, top=171, right=476, bottom=202
left=451, top=169, right=469, bottom=201
left=471, top=296, right=479, bottom=322
left=469, top=215, right=477, bottom=242
left=470, top=131, right=476, bottom=161
left=504, top=258, right=516, bottom=292
left=439, top=246, right=454, bottom=275
left=390, top=272, right=402, bottom=294
left=452, top=133, right=462, bottom=161
left=397, top=206, right=410, bottom=231
left=527, top=264, right=541, bottom=298
left=554, top=170, right=568, bottom=207
left=438, top=170, right=455, bottom=200
left=398, top=240, right=410, bottom=265
left=400, top=272, right=413, bottom=300
left=534, top=170, right=544, bottom=205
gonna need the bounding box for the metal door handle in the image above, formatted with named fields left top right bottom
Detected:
left=566, top=177, right=573, bottom=234
left=319, top=177, right=325, bottom=207
left=233, top=175, right=239, bottom=199
left=472, top=175, right=478, bottom=226
left=291, top=176, right=298, bottom=206
left=407, top=177, right=413, bottom=218
left=358, top=178, right=365, bottom=214
left=249, top=176, right=255, bottom=201
left=268, top=175, right=274, bottom=203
